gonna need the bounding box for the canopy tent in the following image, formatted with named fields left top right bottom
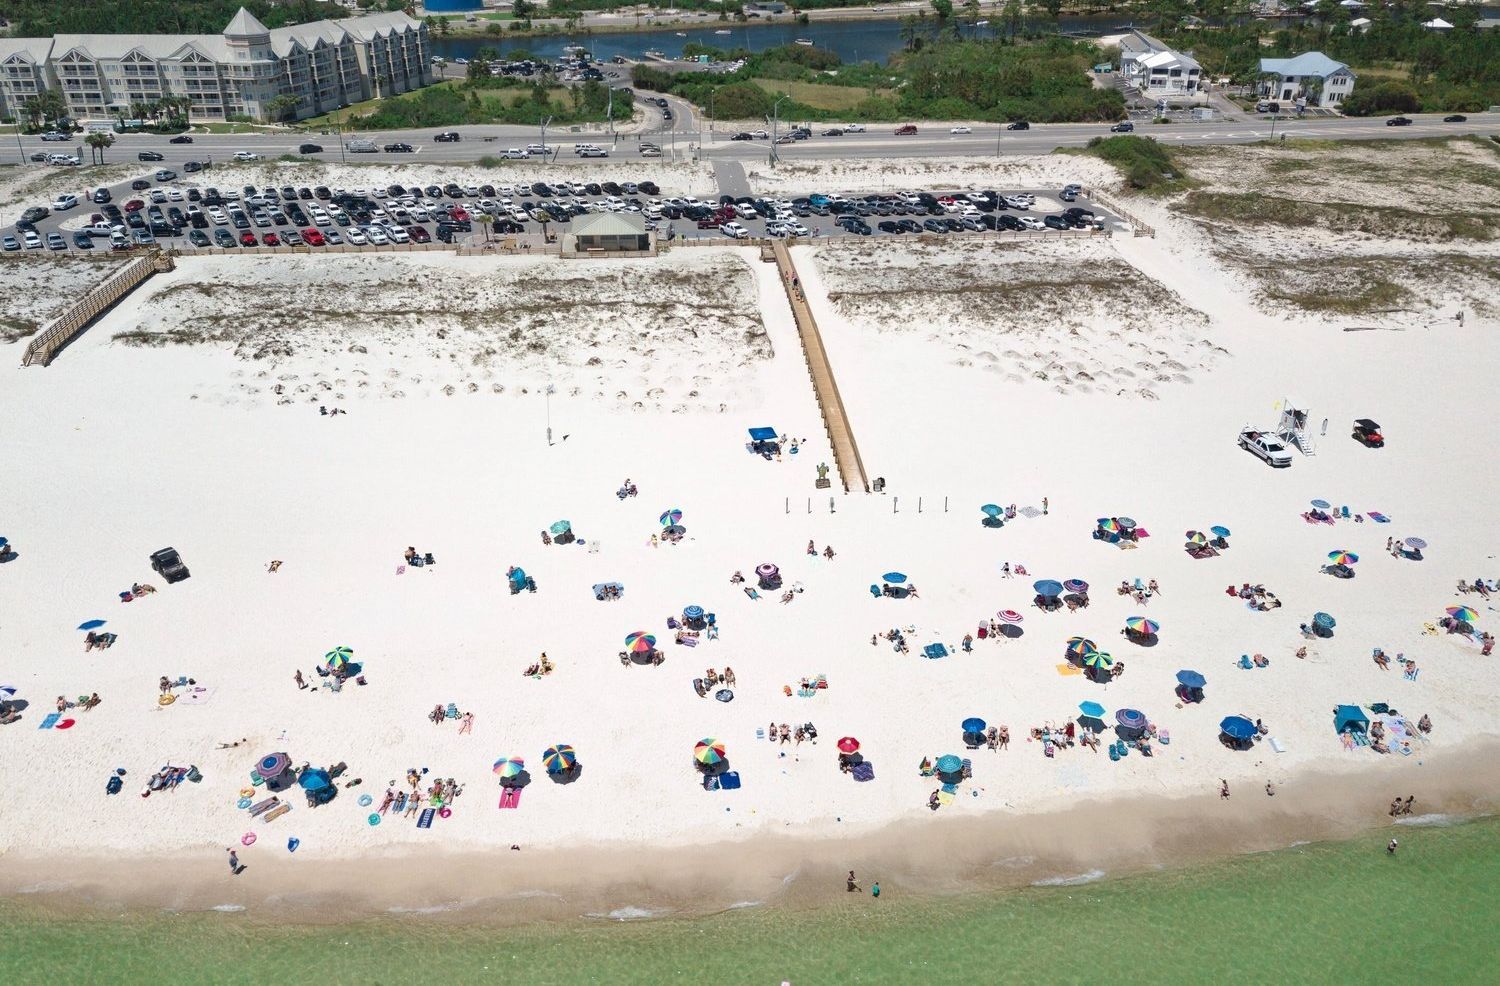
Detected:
left=748, top=427, right=778, bottom=442
left=1334, top=705, right=1369, bottom=734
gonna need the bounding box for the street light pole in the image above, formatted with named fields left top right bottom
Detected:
left=769, top=95, right=788, bottom=169
left=14, top=122, right=24, bottom=165
left=540, top=114, right=552, bottom=159
left=545, top=383, right=555, bottom=446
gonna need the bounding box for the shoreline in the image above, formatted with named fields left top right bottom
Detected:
left=5, top=743, right=1496, bottom=924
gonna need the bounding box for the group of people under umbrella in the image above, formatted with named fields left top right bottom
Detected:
left=1185, top=525, right=1231, bottom=559
left=492, top=744, right=578, bottom=790
left=1034, top=578, right=1090, bottom=612
left=1093, top=516, right=1142, bottom=546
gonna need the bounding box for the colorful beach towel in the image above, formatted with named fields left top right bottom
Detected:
left=417, top=808, right=435, bottom=829
left=1368, top=512, right=1390, bottom=523
left=38, top=713, right=60, bottom=730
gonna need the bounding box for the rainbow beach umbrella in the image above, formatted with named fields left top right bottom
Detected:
left=1327, top=550, right=1360, bottom=566
left=1084, top=650, right=1114, bottom=670
left=659, top=508, right=682, bottom=526
left=1125, top=616, right=1159, bottom=636
left=694, top=738, right=726, bottom=766
left=625, top=631, right=656, bottom=653
left=1067, top=636, right=1097, bottom=657
left=543, top=745, right=577, bottom=774
left=1447, top=606, right=1479, bottom=625
left=1096, top=518, right=1121, bottom=534
left=1185, top=530, right=1207, bottom=545
left=324, top=645, right=352, bottom=670
left=492, top=757, right=525, bottom=780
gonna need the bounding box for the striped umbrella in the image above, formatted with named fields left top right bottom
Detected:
left=0, top=685, right=16, bottom=698
left=256, top=752, right=290, bottom=778
left=837, top=736, right=861, bottom=754
left=1447, top=606, right=1479, bottom=624
left=1117, top=517, right=1137, bottom=530
left=1405, top=537, right=1427, bottom=550
left=1124, top=616, right=1159, bottom=636
left=543, top=744, right=577, bottom=774
left=1066, top=636, right=1097, bottom=657
left=659, top=509, right=683, bottom=526
left=1084, top=650, right=1114, bottom=670
left=324, top=646, right=352, bottom=670
left=1062, top=579, right=1089, bottom=594
left=694, top=738, right=726, bottom=766
left=625, top=631, right=656, bottom=653
left=1185, top=530, right=1207, bottom=545
left=1115, top=708, right=1147, bottom=731
left=683, top=605, right=705, bottom=621
left=492, top=757, right=525, bottom=780
left=1327, top=550, right=1360, bottom=565
left=755, top=563, right=779, bottom=580
left=934, top=754, right=963, bottom=774
left=997, top=610, right=1024, bottom=624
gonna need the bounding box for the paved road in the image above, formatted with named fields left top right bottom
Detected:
left=9, top=112, right=1495, bottom=172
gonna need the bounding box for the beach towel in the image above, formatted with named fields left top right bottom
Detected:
left=1056, top=663, right=1081, bottom=676
left=703, top=774, right=721, bottom=791
left=1368, top=512, right=1389, bottom=523
left=417, top=808, right=435, bottom=829
left=755, top=728, right=765, bottom=740
left=850, top=763, right=873, bottom=782
left=180, top=686, right=214, bottom=706
left=396, top=565, right=406, bottom=575
left=498, top=787, right=522, bottom=809
left=680, top=636, right=699, bottom=648
left=938, top=791, right=955, bottom=806
left=263, top=803, right=291, bottom=823
left=1135, top=528, right=1150, bottom=538
left=744, top=587, right=760, bottom=600
left=1159, top=729, right=1170, bottom=745
left=1269, top=736, right=1286, bottom=753
left=38, top=713, right=59, bottom=730
left=720, top=771, right=742, bottom=790
left=923, top=643, right=949, bottom=659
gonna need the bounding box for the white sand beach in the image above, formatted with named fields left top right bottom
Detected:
left=2, top=146, right=1499, bottom=915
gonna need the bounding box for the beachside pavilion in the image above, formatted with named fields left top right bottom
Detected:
left=562, top=212, right=655, bottom=257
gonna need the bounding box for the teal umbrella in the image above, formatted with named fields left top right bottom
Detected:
left=934, top=754, right=963, bottom=774
left=549, top=520, right=571, bottom=535
left=980, top=504, right=1002, bottom=517
left=1079, top=700, right=1106, bottom=719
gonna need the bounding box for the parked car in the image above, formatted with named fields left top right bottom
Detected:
left=150, top=547, right=191, bottom=583
left=188, top=229, right=210, bottom=247
left=73, top=231, right=95, bottom=248
left=213, top=228, right=237, bottom=248
left=1238, top=428, right=1292, bottom=467
left=154, top=168, right=177, bottom=181
left=1, top=235, right=18, bottom=251
left=719, top=221, right=750, bottom=239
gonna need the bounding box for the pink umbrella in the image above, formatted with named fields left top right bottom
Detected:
left=997, top=610, right=1024, bottom=623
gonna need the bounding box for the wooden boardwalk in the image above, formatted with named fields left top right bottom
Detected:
left=770, top=242, right=869, bottom=494
left=22, top=251, right=175, bottom=367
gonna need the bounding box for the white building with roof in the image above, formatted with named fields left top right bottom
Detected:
left=1116, top=30, right=1202, bottom=97
left=0, top=7, right=428, bottom=124
left=1257, top=51, right=1356, bottom=107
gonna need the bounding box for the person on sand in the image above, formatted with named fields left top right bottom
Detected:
left=962, top=634, right=973, bottom=653
left=226, top=848, right=241, bottom=875
left=540, top=531, right=551, bottom=546
left=159, top=676, right=171, bottom=695
left=769, top=721, right=777, bottom=742
left=1389, top=798, right=1403, bottom=817
left=998, top=725, right=1010, bottom=750
left=1220, top=779, right=1230, bottom=799
left=267, top=560, right=282, bottom=573
left=807, top=540, right=816, bottom=556
left=1404, top=795, right=1415, bottom=815
left=1373, top=651, right=1390, bottom=671
left=1266, top=781, right=1275, bottom=797
left=730, top=571, right=745, bottom=584
left=846, top=871, right=861, bottom=893
left=459, top=712, right=474, bottom=735
left=1418, top=714, right=1432, bottom=734
left=1387, top=839, right=1399, bottom=855
left=928, top=790, right=941, bottom=811
left=871, top=881, right=880, bottom=899
left=83, top=693, right=101, bottom=711
left=294, top=670, right=307, bottom=690
left=780, top=724, right=791, bottom=744
left=824, top=545, right=835, bottom=560
left=1001, top=563, right=1011, bottom=579
left=1042, top=496, right=1048, bottom=516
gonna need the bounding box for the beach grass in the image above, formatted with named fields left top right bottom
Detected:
left=1180, top=191, right=1500, bottom=241
left=4, top=817, right=1496, bottom=984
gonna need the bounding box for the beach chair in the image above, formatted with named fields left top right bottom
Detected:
left=869, top=584, right=881, bottom=599
left=445, top=703, right=459, bottom=719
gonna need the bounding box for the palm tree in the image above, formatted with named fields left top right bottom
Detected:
left=477, top=211, right=495, bottom=242
left=85, top=131, right=115, bottom=165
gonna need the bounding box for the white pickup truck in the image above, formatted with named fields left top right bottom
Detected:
left=1238, top=428, right=1293, bottom=468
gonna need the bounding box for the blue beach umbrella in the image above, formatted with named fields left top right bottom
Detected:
left=78, top=619, right=106, bottom=631
left=1220, top=716, right=1256, bottom=741
left=1115, top=709, right=1147, bottom=731
left=683, top=605, right=705, bottom=620
left=980, top=504, right=1002, bottom=517
left=1033, top=579, right=1063, bottom=597
left=1079, top=700, right=1106, bottom=719
left=1311, top=499, right=1331, bottom=510
left=1313, top=612, right=1336, bottom=629
left=882, top=572, right=907, bottom=584
left=1210, top=526, right=1231, bottom=538
left=934, top=754, right=963, bottom=774
left=1176, top=670, right=1207, bottom=690
left=961, top=717, right=987, bottom=734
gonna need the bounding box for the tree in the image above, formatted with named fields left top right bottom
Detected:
left=22, top=89, right=66, bottom=130
left=437, top=17, right=449, bottom=37
left=1300, top=74, right=1323, bottom=107
left=1043, top=0, right=1063, bottom=21
left=930, top=0, right=953, bottom=20
left=514, top=0, right=536, bottom=18
left=962, top=0, right=981, bottom=29
left=85, top=131, right=114, bottom=165
left=477, top=211, right=495, bottom=242
left=1002, top=0, right=1022, bottom=42
left=265, top=94, right=301, bottom=122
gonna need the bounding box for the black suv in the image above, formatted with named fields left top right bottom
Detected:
left=1006, top=121, right=1031, bottom=130
left=384, top=142, right=414, bottom=153
left=434, top=131, right=461, bottom=142
left=299, top=143, right=324, bottom=154
left=150, top=547, right=190, bottom=583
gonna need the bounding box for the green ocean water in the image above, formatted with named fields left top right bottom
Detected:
left=2, top=816, right=1496, bottom=984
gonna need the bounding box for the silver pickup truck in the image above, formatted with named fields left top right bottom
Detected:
left=1238, top=428, right=1293, bottom=468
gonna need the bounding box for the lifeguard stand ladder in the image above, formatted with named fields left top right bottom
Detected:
left=1277, top=398, right=1317, bottom=456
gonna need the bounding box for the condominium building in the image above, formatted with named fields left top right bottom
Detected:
left=0, top=7, right=429, bottom=124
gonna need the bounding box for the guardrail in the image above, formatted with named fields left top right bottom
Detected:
left=21, top=251, right=174, bottom=366
left=1088, top=191, right=1155, bottom=238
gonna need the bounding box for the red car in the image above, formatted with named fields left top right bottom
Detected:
left=894, top=124, right=918, bottom=136
left=239, top=231, right=257, bottom=246
left=450, top=206, right=470, bottom=222
left=406, top=224, right=430, bottom=243
left=301, top=227, right=325, bottom=246
left=261, top=232, right=280, bottom=246
left=124, top=199, right=145, bottom=212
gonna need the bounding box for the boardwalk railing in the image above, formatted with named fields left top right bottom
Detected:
left=770, top=241, right=870, bottom=495
left=21, top=252, right=174, bottom=367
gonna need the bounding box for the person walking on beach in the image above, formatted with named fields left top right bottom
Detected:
left=226, top=848, right=241, bottom=875
left=847, top=870, right=862, bottom=893
left=1001, top=562, right=1011, bottom=578
left=1266, top=781, right=1275, bottom=797
left=1403, top=795, right=1415, bottom=815
left=1220, top=779, right=1230, bottom=799
left=823, top=545, right=835, bottom=560
left=962, top=634, right=973, bottom=653
left=294, top=670, right=306, bottom=690
left=1042, top=496, right=1048, bottom=516
left=459, top=712, right=474, bottom=735
left=871, top=881, right=880, bottom=899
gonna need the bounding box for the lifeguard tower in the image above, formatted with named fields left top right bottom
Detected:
left=1277, top=398, right=1316, bottom=456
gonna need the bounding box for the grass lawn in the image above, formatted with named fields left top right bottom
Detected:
left=301, top=80, right=582, bottom=129
left=751, top=78, right=894, bottom=111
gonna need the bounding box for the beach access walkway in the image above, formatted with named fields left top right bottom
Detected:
left=770, top=241, right=869, bottom=494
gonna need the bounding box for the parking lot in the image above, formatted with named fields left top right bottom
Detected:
left=3, top=159, right=1119, bottom=257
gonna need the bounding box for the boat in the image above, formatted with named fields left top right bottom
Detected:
left=975, top=19, right=989, bottom=26
left=794, top=38, right=814, bottom=46
left=715, top=29, right=731, bottom=35
left=675, top=32, right=687, bottom=37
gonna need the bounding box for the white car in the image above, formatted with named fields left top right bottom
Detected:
left=385, top=225, right=410, bottom=243
left=950, top=126, right=972, bottom=134
left=1018, top=216, right=1045, bottom=230
left=22, top=230, right=42, bottom=249
left=324, top=229, right=343, bottom=245
left=719, top=221, right=750, bottom=239
left=232, top=151, right=260, bottom=162
left=208, top=207, right=228, bottom=225
left=167, top=187, right=184, bottom=201
left=842, top=123, right=865, bottom=133
left=364, top=226, right=389, bottom=245
left=785, top=221, right=810, bottom=236
left=51, top=194, right=79, bottom=211
left=344, top=227, right=368, bottom=245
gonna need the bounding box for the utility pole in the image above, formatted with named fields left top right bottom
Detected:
left=769, top=95, right=788, bottom=169
left=607, top=87, right=615, bottom=145
left=540, top=114, right=552, bottom=157
left=336, top=116, right=346, bottom=164
left=13, top=122, right=24, bottom=165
